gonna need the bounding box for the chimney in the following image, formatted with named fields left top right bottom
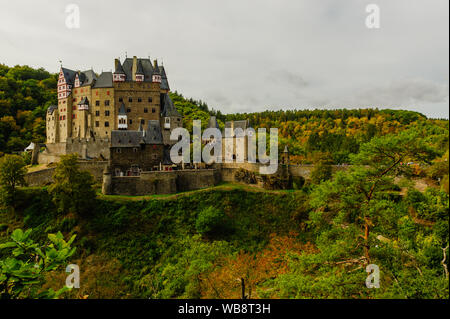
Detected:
left=132, top=56, right=138, bottom=81
left=114, top=58, right=119, bottom=72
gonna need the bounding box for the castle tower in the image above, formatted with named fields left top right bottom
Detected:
left=77, top=97, right=89, bottom=139
left=118, top=103, right=127, bottom=130
left=135, top=61, right=144, bottom=82
left=152, top=60, right=162, bottom=83
left=113, top=58, right=126, bottom=82
left=282, top=145, right=290, bottom=165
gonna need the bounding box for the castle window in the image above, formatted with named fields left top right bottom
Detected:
left=119, top=97, right=123, bottom=102
left=105, top=100, right=110, bottom=106
left=96, top=100, right=100, bottom=106
left=129, top=119, right=133, bottom=124
left=107, top=91, right=110, bottom=95
left=148, top=97, right=152, bottom=103
left=138, top=98, right=142, bottom=102
left=141, top=119, right=145, bottom=125
left=152, top=108, right=156, bottom=113
left=133, top=148, right=138, bottom=153
left=96, top=91, right=98, bottom=96
left=144, top=108, right=148, bottom=113
left=105, top=110, right=110, bottom=116
left=127, top=108, right=131, bottom=113
left=116, top=148, right=121, bottom=153
left=95, top=121, right=99, bottom=127
left=95, top=111, right=100, bottom=116
left=105, top=121, right=109, bottom=127
left=128, top=97, right=132, bottom=102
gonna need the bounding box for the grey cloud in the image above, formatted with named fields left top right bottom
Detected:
left=0, top=0, right=448, bottom=118
left=355, top=78, right=449, bottom=107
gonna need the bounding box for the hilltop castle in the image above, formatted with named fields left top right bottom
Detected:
left=41, top=56, right=183, bottom=167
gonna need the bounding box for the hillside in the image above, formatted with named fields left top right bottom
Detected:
left=0, top=179, right=448, bottom=299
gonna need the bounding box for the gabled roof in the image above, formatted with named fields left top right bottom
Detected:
left=61, top=67, right=77, bottom=85
left=93, top=72, right=113, bottom=88
left=118, top=103, right=126, bottom=115
left=136, top=60, right=144, bottom=75
left=162, top=148, right=172, bottom=165
left=122, top=58, right=154, bottom=82
left=161, top=94, right=181, bottom=117
left=147, top=120, right=163, bottom=143
left=114, top=60, right=125, bottom=74
left=111, top=120, right=163, bottom=147
left=80, top=70, right=97, bottom=86
left=77, top=97, right=89, bottom=105
left=47, top=105, right=58, bottom=114
left=159, top=65, right=170, bottom=90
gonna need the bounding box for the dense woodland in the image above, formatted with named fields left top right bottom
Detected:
left=0, top=64, right=448, bottom=299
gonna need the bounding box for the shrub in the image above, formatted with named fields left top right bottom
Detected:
left=310, top=161, right=332, bottom=184
left=292, top=176, right=305, bottom=190
left=195, top=207, right=228, bottom=236
left=234, top=168, right=257, bottom=184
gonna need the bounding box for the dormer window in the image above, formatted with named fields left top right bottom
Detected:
left=152, top=75, right=162, bottom=83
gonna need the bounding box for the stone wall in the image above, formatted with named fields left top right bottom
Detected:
left=25, top=161, right=107, bottom=186
left=215, top=163, right=349, bottom=182
left=38, top=139, right=110, bottom=164
left=107, top=169, right=218, bottom=196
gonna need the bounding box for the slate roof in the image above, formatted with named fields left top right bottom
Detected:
left=122, top=58, right=154, bottom=82
left=114, top=60, right=125, bottom=74
left=136, top=60, right=144, bottom=75
left=111, top=121, right=163, bottom=147
left=80, top=70, right=97, bottom=86
left=146, top=120, right=163, bottom=143
left=162, top=148, right=173, bottom=165
left=159, top=65, right=170, bottom=90
left=118, top=103, right=126, bottom=115
left=61, top=67, right=77, bottom=85
left=93, top=72, right=113, bottom=88
left=77, top=97, right=89, bottom=105
left=161, top=94, right=181, bottom=117
left=47, top=105, right=58, bottom=114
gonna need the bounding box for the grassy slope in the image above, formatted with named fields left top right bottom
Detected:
left=0, top=184, right=310, bottom=298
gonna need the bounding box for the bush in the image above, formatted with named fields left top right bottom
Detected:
left=234, top=168, right=257, bottom=184
left=310, top=162, right=332, bottom=184
left=292, top=176, right=305, bottom=190
left=195, top=207, right=228, bottom=236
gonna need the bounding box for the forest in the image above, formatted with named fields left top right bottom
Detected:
left=0, top=64, right=448, bottom=299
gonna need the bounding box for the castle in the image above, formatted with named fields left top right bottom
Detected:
left=33, top=55, right=298, bottom=195
left=41, top=56, right=183, bottom=171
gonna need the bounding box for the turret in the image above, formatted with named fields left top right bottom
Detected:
left=152, top=60, right=162, bottom=83
left=135, top=61, right=144, bottom=82
left=118, top=103, right=127, bottom=130
left=113, top=58, right=126, bottom=82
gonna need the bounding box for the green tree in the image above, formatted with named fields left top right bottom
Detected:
left=311, top=129, right=437, bottom=261
left=0, top=154, right=27, bottom=206
left=49, top=154, right=96, bottom=216
left=0, top=228, right=76, bottom=299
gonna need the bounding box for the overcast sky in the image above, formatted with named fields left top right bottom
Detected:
left=1, top=0, right=448, bottom=118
